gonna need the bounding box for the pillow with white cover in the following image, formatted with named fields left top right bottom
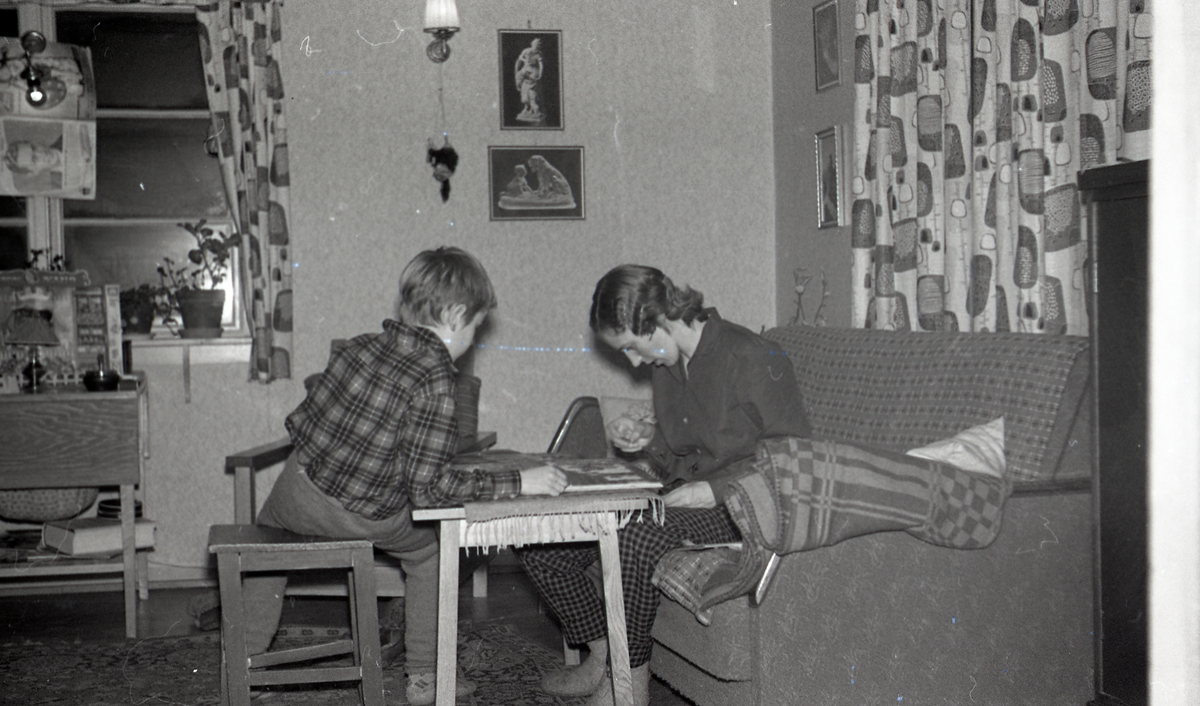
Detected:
left=906, top=417, right=1006, bottom=479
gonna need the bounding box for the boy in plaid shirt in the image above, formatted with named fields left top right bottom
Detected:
left=243, top=247, right=567, bottom=705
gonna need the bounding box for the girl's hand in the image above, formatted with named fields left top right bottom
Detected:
left=607, top=416, right=655, bottom=453
left=663, top=481, right=716, bottom=509
left=519, top=465, right=568, bottom=496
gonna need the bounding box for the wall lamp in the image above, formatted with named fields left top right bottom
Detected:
left=18, top=31, right=48, bottom=107
left=424, top=0, right=459, bottom=63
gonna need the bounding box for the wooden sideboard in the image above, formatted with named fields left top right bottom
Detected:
left=0, top=376, right=149, bottom=638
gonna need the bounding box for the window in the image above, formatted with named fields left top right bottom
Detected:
left=14, top=6, right=239, bottom=332
left=0, top=6, right=27, bottom=270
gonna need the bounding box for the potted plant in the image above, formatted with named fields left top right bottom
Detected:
left=157, top=219, right=240, bottom=338
left=118, top=283, right=170, bottom=337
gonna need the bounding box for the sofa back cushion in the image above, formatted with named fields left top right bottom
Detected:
left=762, top=326, right=1091, bottom=484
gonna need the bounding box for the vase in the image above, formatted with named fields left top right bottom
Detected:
left=174, top=289, right=225, bottom=338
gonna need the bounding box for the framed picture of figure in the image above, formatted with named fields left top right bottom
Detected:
left=498, top=29, right=563, bottom=130
left=488, top=146, right=584, bottom=221
left=815, top=126, right=842, bottom=228
left=813, top=0, right=840, bottom=92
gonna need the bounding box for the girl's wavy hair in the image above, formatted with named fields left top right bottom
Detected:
left=397, top=246, right=497, bottom=327
left=589, top=264, right=707, bottom=336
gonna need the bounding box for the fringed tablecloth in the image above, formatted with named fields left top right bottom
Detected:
left=457, top=490, right=664, bottom=549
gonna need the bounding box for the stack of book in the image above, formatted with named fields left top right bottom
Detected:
left=41, top=517, right=155, bottom=556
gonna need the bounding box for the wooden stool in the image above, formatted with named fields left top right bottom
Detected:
left=207, top=525, right=384, bottom=706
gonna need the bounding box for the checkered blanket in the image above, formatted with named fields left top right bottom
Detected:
left=653, top=436, right=1011, bottom=621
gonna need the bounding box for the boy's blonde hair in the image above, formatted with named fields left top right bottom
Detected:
left=397, top=246, right=497, bottom=327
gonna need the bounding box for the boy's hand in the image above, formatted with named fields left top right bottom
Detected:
left=519, top=465, right=569, bottom=496
left=607, top=416, right=655, bottom=453
left=663, top=481, right=716, bottom=509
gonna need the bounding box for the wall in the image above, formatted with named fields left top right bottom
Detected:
left=772, top=0, right=856, bottom=328
left=136, top=0, right=781, bottom=583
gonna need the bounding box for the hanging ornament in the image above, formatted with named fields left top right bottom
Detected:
left=427, top=136, right=458, bottom=203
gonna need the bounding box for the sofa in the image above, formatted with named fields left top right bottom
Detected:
left=645, top=324, right=1096, bottom=706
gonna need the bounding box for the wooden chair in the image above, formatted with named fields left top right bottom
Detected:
left=208, top=525, right=383, bottom=706
left=547, top=396, right=609, bottom=460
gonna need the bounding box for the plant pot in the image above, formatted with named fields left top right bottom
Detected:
left=120, top=299, right=156, bottom=336
left=174, top=289, right=225, bottom=338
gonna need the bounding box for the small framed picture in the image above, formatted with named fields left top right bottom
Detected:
left=498, top=29, right=563, bottom=130
left=488, top=146, right=585, bottom=221
left=813, top=0, right=841, bottom=92
left=815, top=126, right=842, bottom=229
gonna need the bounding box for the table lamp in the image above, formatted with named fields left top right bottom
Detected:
left=3, top=309, right=60, bottom=393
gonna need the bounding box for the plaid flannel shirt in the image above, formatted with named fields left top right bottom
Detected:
left=286, top=320, right=521, bottom=519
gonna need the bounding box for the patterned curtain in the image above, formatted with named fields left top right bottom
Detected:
left=196, top=0, right=293, bottom=382
left=850, top=0, right=1152, bottom=335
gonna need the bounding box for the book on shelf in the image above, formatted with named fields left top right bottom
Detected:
left=73, top=284, right=123, bottom=373
left=41, top=517, right=155, bottom=556
left=451, top=450, right=663, bottom=492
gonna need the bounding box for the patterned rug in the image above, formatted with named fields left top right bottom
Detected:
left=2, top=622, right=590, bottom=705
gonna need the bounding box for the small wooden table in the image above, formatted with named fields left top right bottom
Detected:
left=413, top=491, right=659, bottom=706
left=0, top=377, right=149, bottom=638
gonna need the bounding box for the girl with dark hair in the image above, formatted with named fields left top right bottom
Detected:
left=520, top=264, right=811, bottom=706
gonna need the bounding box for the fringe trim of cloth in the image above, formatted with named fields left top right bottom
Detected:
left=459, top=491, right=664, bottom=551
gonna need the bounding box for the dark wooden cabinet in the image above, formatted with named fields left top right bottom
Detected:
left=1080, top=160, right=1148, bottom=706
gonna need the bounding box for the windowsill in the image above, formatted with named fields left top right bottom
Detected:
left=127, top=334, right=251, bottom=366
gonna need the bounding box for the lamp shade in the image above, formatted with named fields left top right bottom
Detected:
left=4, top=309, right=59, bottom=346
left=424, top=0, right=459, bottom=31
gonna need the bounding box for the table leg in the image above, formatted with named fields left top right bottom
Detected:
left=435, top=520, right=461, bottom=706
left=120, top=484, right=138, bottom=638
left=597, top=514, right=634, bottom=706
left=137, top=552, right=150, bottom=600
left=472, top=563, right=488, bottom=598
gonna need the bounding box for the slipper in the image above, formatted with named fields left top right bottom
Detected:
left=540, top=664, right=606, bottom=697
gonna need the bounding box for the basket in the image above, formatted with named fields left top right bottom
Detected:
left=0, top=487, right=99, bottom=522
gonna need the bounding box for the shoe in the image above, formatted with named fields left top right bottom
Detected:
left=581, top=663, right=650, bottom=706
left=540, top=663, right=606, bottom=697
left=406, top=672, right=476, bottom=705
left=380, top=628, right=405, bottom=669
left=198, top=606, right=222, bottom=631
left=378, top=596, right=406, bottom=668
left=187, top=590, right=222, bottom=631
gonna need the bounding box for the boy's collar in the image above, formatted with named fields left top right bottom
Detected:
left=386, top=319, right=454, bottom=361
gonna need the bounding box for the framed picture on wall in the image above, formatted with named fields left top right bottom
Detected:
left=488, top=146, right=584, bottom=221
left=815, top=126, right=842, bottom=228
left=813, top=0, right=840, bottom=92
left=498, top=29, right=563, bottom=130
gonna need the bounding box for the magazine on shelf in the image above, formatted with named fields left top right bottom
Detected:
left=451, top=450, right=662, bottom=492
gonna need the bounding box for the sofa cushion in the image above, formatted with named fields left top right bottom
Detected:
left=762, top=326, right=1091, bottom=484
